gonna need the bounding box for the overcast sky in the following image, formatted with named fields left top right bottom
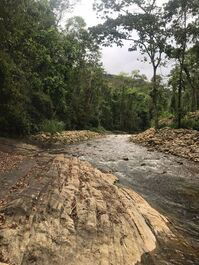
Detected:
left=67, top=0, right=171, bottom=80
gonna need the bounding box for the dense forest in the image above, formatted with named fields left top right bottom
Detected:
left=0, top=0, right=199, bottom=136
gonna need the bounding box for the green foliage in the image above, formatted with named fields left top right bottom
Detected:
left=180, top=111, right=199, bottom=130
left=0, top=0, right=107, bottom=135
left=87, top=126, right=107, bottom=134
left=168, top=44, right=199, bottom=130
left=92, top=0, right=168, bottom=129
left=164, top=0, right=199, bottom=128
left=92, top=0, right=199, bottom=131
left=181, top=119, right=199, bottom=131
left=160, top=112, right=174, bottom=119
left=0, top=108, right=32, bottom=136
left=1, top=0, right=198, bottom=136
left=40, top=120, right=65, bottom=134
left=100, top=73, right=152, bottom=132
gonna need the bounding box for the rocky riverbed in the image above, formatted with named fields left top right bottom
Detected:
left=0, top=135, right=198, bottom=265
left=130, top=128, right=199, bottom=162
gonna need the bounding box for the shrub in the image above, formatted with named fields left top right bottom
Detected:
left=89, top=126, right=107, bottom=133
left=40, top=120, right=65, bottom=134
left=181, top=118, right=199, bottom=131
left=180, top=111, right=199, bottom=131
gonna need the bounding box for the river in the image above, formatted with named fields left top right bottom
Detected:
left=65, top=134, right=199, bottom=264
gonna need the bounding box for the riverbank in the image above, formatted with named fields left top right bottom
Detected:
left=28, top=130, right=103, bottom=146
left=130, top=128, right=199, bottom=162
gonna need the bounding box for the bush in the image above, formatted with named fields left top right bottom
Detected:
left=40, top=120, right=65, bottom=134
left=30, top=92, right=54, bottom=122
left=180, top=111, right=199, bottom=131
left=181, top=119, right=199, bottom=131
left=88, top=126, right=107, bottom=133
left=0, top=113, right=32, bottom=136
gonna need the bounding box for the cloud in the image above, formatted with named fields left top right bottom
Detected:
left=68, top=0, right=172, bottom=79
left=101, top=45, right=152, bottom=77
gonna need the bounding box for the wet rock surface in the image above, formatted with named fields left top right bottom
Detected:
left=0, top=135, right=199, bottom=264
left=66, top=134, right=199, bottom=264
left=0, top=154, right=176, bottom=265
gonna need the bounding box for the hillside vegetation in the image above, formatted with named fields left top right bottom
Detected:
left=0, top=0, right=199, bottom=136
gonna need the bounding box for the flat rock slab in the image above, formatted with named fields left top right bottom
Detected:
left=0, top=155, right=175, bottom=265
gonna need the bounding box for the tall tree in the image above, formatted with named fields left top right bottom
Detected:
left=49, top=0, right=79, bottom=26
left=165, top=0, right=199, bottom=127
left=91, top=0, right=167, bottom=128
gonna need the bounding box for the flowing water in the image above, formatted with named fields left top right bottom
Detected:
left=65, top=134, right=199, bottom=264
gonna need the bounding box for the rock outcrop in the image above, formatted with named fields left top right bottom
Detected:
left=0, top=155, right=174, bottom=265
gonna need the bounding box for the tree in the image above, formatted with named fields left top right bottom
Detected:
left=63, top=16, right=106, bottom=129
left=91, top=0, right=167, bottom=129
left=183, top=46, right=199, bottom=112
left=165, top=0, right=199, bottom=127
left=4, top=0, right=197, bottom=135
left=0, top=0, right=75, bottom=134
left=101, top=72, right=151, bottom=132
left=49, top=0, right=80, bottom=26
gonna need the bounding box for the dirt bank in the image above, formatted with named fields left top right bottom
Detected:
left=130, top=128, right=199, bottom=162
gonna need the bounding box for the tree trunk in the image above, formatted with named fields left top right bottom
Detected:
left=120, top=86, right=125, bottom=130
left=177, top=66, right=183, bottom=128
left=152, top=66, right=158, bottom=130
left=183, top=65, right=197, bottom=112
left=191, top=86, right=197, bottom=112
left=177, top=7, right=187, bottom=128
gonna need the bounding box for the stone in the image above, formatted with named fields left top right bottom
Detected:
left=130, top=128, right=199, bottom=162
left=0, top=155, right=174, bottom=265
